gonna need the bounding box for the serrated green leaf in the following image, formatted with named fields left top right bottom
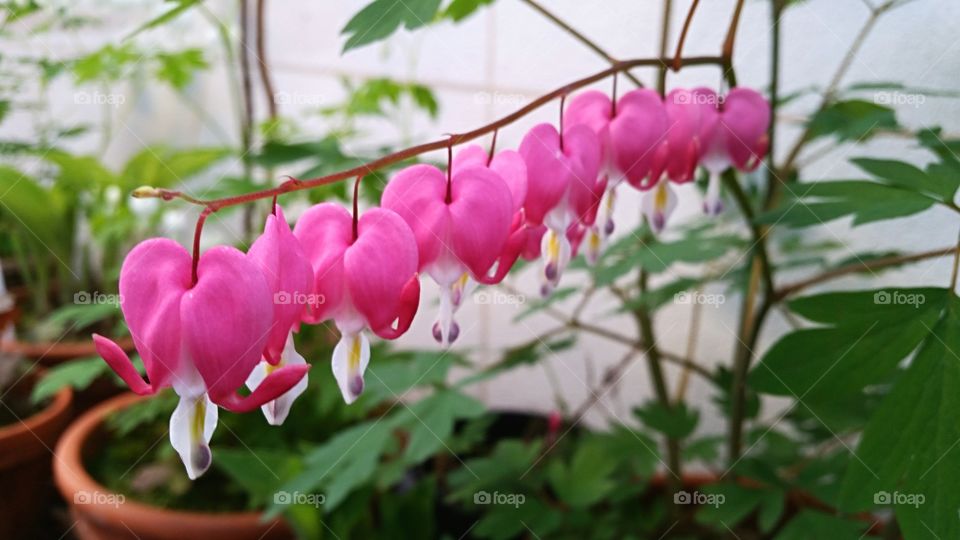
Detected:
left=31, top=357, right=111, bottom=403
left=341, top=0, right=442, bottom=52
left=774, top=510, right=865, bottom=539
left=839, top=295, right=960, bottom=539
left=751, top=288, right=945, bottom=408
left=634, top=401, right=698, bottom=439
left=758, top=180, right=937, bottom=228
left=851, top=157, right=951, bottom=200
left=806, top=99, right=897, bottom=142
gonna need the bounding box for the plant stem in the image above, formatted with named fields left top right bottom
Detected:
left=255, top=0, right=277, bottom=120
left=138, top=56, right=725, bottom=211
left=777, top=245, right=960, bottom=299
left=722, top=169, right=775, bottom=464
left=657, top=0, right=673, bottom=94
left=951, top=227, right=960, bottom=292
left=520, top=0, right=644, bottom=87
left=720, top=0, right=745, bottom=87
left=764, top=0, right=784, bottom=208
left=636, top=270, right=683, bottom=485
left=672, top=0, right=700, bottom=71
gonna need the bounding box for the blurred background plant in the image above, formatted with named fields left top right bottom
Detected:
left=1, top=0, right=959, bottom=539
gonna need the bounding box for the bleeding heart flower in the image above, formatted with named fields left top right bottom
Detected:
left=93, top=238, right=310, bottom=478
left=444, top=145, right=530, bottom=313
left=293, top=203, right=420, bottom=404
left=519, top=123, right=602, bottom=295
left=663, top=87, right=720, bottom=184
left=700, top=87, right=770, bottom=215
left=565, top=89, right=667, bottom=262
left=244, top=204, right=314, bottom=425
left=381, top=162, right=514, bottom=346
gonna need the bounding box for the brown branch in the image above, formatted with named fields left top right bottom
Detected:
left=672, top=0, right=700, bottom=71
left=520, top=0, right=644, bottom=87
left=721, top=0, right=745, bottom=65
left=774, top=246, right=959, bottom=300
left=255, top=0, right=277, bottom=120
left=136, top=56, right=724, bottom=211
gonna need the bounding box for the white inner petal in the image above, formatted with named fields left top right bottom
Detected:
left=169, top=392, right=218, bottom=480
left=331, top=331, right=371, bottom=404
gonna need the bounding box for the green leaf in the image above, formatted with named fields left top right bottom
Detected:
left=442, top=0, right=495, bottom=21
left=399, top=389, right=485, bottom=463
left=275, top=420, right=394, bottom=513
left=359, top=349, right=463, bottom=405
left=154, top=48, right=208, bottom=90
left=72, top=43, right=141, bottom=83
left=758, top=180, right=938, bottom=228
left=547, top=435, right=620, bottom=507
left=774, top=510, right=865, bottom=539
left=124, top=0, right=201, bottom=40
left=215, top=449, right=301, bottom=507
left=757, top=493, right=785, bottom=532
left=0, top=166, right=69, bottom=254
left=806, top=99, right=898, bottom=143
left=447, top=439, right=540, bottom=501
left=582, top=227, right=744, bottom=285
left=341, top=0, right=442, bottom=52
left=751, top=289, right=945, bottom=413
left=851, top=157, right=953, bottom=200
left=121, top=146, right=229, bottom=190
left=31, top=357, right=110, bottom=403
left=839, top=295, right=960, bottom=539
left=472, top=498, right=561, bottom=540
left=633, top=401, right=699, bottom=439
left=694, top=482, right=766, bottom=527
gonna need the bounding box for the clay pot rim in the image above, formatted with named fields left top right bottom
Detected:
left=0, top=335, right=135, bottom=363
left=0, top=368, right=73, bottom=441
left=53, top=392, right=277, bottom=530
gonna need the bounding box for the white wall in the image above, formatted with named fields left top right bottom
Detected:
left=3, top=0, right=959, bottom=436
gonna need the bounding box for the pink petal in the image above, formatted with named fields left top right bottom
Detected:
left=380, top=164, right=449, bottom=270
left=519, top=124, right=569, bottom=225
left=180, top=246, right=274, bottom=403
left=346, top=208, right=420, bottom=335
left=248, top=204, right=314, bottom=364
left=448, top=166, right=514, bottom=278
left=93, top=334, right=154, bottom=395
left=117, top=238, right=192, bottom=391
left=564, top=90, right=614, bottom=168
left=219, top=363, right=311, bottom=413
left=721, top=87, right=770, bottom=171
left=564, top=90, right=613, bottom=137
left=371, top=274, right=421, bottom=339
left=663, top=88, right=718, bottom=183
left=611, top=89, right=668, bottom=188
left=562, top=124, right=604, bottom=222
left=454, top=145, right=528, bottom=216
left=293, top=203, right=353, bottom=322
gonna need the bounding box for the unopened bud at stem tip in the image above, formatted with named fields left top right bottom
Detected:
left=132, top=185, right=161, bottom=198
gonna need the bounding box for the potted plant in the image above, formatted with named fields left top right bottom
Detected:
left=6, top=0, right=959, bottom=538
left=0, top=363, right=73, bottom=538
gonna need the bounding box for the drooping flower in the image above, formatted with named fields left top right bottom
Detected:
left=293, top=203, right=420, bottom=404
left=244, top=204, right=314, bottom=425
left=93, top=239, right=310, bottom=478
left=519, top=123, right=602, bottom=295
left=564, top=89, right=668, bottom=260
left=700, top=87, right=771, bottom=214
left=453, top=143, right=531, bottom=277
left=381, top=162, right=514, bottom=345
left=638, top=87, right=718, bottom=233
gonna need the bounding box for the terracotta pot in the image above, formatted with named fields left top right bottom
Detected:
left=0, top=368, right=73, bottom=538
left=0, top=308, right=134, bottom=412
left=54, top=393, right=293, bottom=540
